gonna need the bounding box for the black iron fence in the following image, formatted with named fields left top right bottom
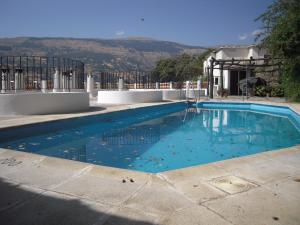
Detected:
left=95, top=71, right=208, bottom=90
left=0, top=56, right=85, bottom=93
left=97, top=71, right=157, bottom=89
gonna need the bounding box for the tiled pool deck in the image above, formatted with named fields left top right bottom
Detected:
left=0, top=99, right=300, bottom=225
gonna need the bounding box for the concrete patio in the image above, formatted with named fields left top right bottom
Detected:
left=0, top=98, right=300, bottom=225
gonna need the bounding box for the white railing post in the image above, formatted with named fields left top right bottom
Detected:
left=87, top=74, right=94, bottom=95
left=14, top=69, right=23, bottom=92
left=53, top=68, right=60, bottom=92
left=155, top=82, right=160, bottom=89
left=41, top=80, right=47, bottom=93
left=169, top=81, right=173, bottom=90
left=1, top=70, right=7, bottom=93
left=197, top=80, right=201, bottom=90
left=118, top=77, right=124, bottom=91
left=186, top=80, right=190, bottom=98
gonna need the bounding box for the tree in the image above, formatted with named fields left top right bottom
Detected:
left=256, top=0, right=300, bottom=101
left=151, top=49, right=213, bottom=82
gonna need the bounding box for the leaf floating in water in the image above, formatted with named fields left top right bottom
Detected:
left=30, top=143, right=40, bottom=146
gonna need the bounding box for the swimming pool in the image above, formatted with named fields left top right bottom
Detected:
left=1, top=102, right=300, bottom=173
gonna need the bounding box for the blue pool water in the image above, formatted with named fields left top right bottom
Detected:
left=1, top=102, right=300, bottom=173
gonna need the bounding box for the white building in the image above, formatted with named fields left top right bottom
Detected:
left=203, top=45, right=266, bottom=96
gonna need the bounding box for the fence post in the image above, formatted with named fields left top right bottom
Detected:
left=169, top=81, right=173, bottom=89
left=118, top=77, right=124, bottom=90
left=41, top=80, right=47, bottom=93
left=155, top=82, right=160, bottom=89
left=186, top=80, right=190, bottom=99
left=14, top=68, right=23, bottom=92
left=53, top=68, right=60, bottom=92
left=87, top=74, right=94, bottom=96
left=1, top=70, right=7, bottom=93
left=197, top=79, right=201, bottom=90
left=62, top=71, right=69, bottom=92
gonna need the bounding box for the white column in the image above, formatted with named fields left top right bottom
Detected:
left=197, top=80, right=201, bottom=90
left=186, top=80, right=190, bottom=98
left=53, top=68, right=60, bottom=92
left=71, top=71, right=76, bottom=90
left=155, top=82, right=160, bottom=89
left=62, top=73, right=69, bottom=92
left=169, top=82, right=173, bottom=90
left=118, top=77, right=124, bottom=91
left=14, top=72, right=20, bottom=91
left=87, top=74, right=94, bottom=94
left=134, top=83, right=137, bottom=89
left=1, top=71, right=7, bottom=93
left=41, top=80, right=47, bottom=93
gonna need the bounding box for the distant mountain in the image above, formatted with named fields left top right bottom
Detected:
left=0, top=37, right=207, bottom=72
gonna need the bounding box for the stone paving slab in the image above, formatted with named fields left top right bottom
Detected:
left=0, top=190, right=112, bottom=225
left=54, top=172, right=149, bottom=206
left=0, top=143, right=299, bottom=225
left=103, top=207, right=161, bottom=225
left=159, top=205, right=232, bottom=225
left=122, top=175, right=192, bottom=216
left=203, top=180, right=300, bottom=225
left=0, top=178, right=45, bottom=212
left=0, top=150, right=90, bottom=189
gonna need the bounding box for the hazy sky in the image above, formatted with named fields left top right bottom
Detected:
left=0, top=0, right=273, bottom=46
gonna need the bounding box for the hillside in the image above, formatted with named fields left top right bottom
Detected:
left=0, top=37, right=207, bottom=72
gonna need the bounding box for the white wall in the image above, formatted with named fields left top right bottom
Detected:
left=98, top=90, right=162, bottom=104
left=0, top=92, right=89, bottom=115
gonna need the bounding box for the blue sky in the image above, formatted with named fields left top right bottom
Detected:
left=0, top=0, right=273, bottom=46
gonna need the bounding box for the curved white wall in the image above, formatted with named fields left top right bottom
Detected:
left=0, top=92, right=89, bottom=115
left=98, top=90, right=162, bottom=104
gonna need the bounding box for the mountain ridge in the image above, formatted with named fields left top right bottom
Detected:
left=0, top=37, right=208, bottom=72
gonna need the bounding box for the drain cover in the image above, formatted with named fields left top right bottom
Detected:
left=210, top=175, right=257, bottom=194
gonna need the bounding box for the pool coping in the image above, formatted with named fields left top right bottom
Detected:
left=0, top=99, right=300, bottom=224
left=0, top=101, right=187, bottom=130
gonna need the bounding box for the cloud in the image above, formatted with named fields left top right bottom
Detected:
left=251, top=29, right=263, bottom=36
left=238, top=34, right=248, bottom=40
left=115, top=30, right=125, bottom=36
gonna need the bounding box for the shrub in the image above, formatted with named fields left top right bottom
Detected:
left=255, top=86, right=267, bottom=97
left=217, top=88, right=229, bottom=97
left=271, top=86, right=284, bottom=97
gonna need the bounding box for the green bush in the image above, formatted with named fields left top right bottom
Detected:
left=255, top=86, right=267, bottom=97
left=217, top=88, right=229, bottom=97
left=271, top=86, right=284, bottom=97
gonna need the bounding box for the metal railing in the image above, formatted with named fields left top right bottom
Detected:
left=97, top=71, right=156, bottom=90
left=95, top=71, right=208, bottom=90
left=0, top=56, right=85, bottom=93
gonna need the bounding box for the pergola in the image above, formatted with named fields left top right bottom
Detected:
left=207, top=56, right=283, bottom=98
